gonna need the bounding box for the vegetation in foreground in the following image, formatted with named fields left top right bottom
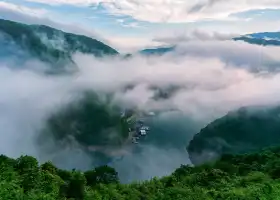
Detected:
left=1, top=146, right=280, bottom=199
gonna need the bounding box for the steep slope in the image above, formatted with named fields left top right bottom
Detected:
left=31, top=24, right=118, bottom=56
left=38, top=91, right=131, bottom=165
left=187, top=105, right=280, bottom=165
left=45, top=93, right=127, bottom=146
left=0, top=19, right=118, bottom=66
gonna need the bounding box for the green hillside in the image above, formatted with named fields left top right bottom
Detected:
left=1, top=145, right=280, bottom=199
left=0, top=19, right=118, bottom=65
left=40, top=92, right=130, bottom=151
left=187, top=106, right=280, bottom=165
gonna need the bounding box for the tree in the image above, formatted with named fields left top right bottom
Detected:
left=57, top=169, right=72, bottom=182
left=64, top=171, right=86, bottom=200
left=41, top=161, right=57, bottom=175
left=14, top=155, right=39, bottom=192
left=84, top=165, right=119, bottom=187
left=0, top=155, right=16, bottom=168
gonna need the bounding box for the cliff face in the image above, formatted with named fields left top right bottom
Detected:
left=187, top=106, right=280, bottom=165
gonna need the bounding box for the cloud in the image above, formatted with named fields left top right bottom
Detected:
left=108, top=36, right=162, bottom=53
left=2, top=36, right=280, bottom=182
left=70, top=42, right=280, bottom=119
left=0, top=1, right=48, bottom=17
left=23, top=0, right=280, bottom=23
left=153, top=29, right=239, bottom=45
left=0, top=1, right=156, bottom=53
left=0, top=2, right=116, bottom=50
left=115, top=18, right=142, bottom=29
left=3, top=1, right=280, bottom=53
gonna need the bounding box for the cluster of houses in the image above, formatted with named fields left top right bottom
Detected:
left=130, top=122, right=150, bottom=144
left=121, top=109, right=152, bottom=144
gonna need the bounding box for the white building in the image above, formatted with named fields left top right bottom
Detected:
left=142, top=126, right=150, bottom=131
left=139, top=129, right=147, bottom=136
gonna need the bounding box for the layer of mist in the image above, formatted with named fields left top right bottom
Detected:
left=1, top=34, right=280, bottom=182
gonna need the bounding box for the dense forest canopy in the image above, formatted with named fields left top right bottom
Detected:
left=0, top=19, right=118, bottom=67
left=36, top=91, right=132, bottom=166
left=42, top=91, right=129, bottom=147
left=188, top=105, right=280, bottom=165
left=1, top=146, right=280, bottom=199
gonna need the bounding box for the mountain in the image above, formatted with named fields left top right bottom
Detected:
left=246, top=32, right=280, bottom=40
left=38, top=91, right=132, bottom=165
left=139, top=31, right=280, bottom=56
left=187, top=105, right=280, bottom=165
left=0, top=19, right=118, bottom=66
left=233, top=32, right=280, bottom=46
left=139, top=46, right=176, bottom=56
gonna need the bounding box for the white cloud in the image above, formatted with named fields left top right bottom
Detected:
left=121, top=22, right=141, bottom=28
left=0, top=2, right=118, bottom=51
left=153, top=29, right=239, bottom=45
left=0, top=1, right=48, bottom=17
left=115, top=19, right=142, bottom=29
left=74, top=41, right=280, bottom=118
left=2, top=1, right=279, bottom=53
left=2, top=37, right=280, bottom=180
left=0, top=1, right=155, bottom=53
left=107, top=36, right=163, bottom=53
left=24, top=0, right=280, bottom=23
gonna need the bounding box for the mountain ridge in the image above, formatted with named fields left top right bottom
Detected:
left=139, top=31, right=280, bottom=55
left=0, top=19, right=119, bottom=66
left=187, top=105, right=280, bottom=166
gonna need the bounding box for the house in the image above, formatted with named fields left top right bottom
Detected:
left=139, top=129, right=147, bottom=136
left=142, top=126, right=150, bottom=131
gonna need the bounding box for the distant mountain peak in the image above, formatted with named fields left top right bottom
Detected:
left=234, top=31, right=280, bottom=46
left=139, top=46, right=176, bottom=56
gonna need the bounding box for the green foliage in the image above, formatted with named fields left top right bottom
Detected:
left=188, top=106, right=280, bottom=165
left=84, top=165, right=119, bottom=187
left=1, top=146, right=280, bottom=199
left=64, top=171, right=86, bottom=200
left=0, top=155, right=16, bottom=167
left=0, top=19, right=118, bottom=66
left=15, top=156, right=40, bottom=192
left=43, top=91, right=130, bottom=148
left=41, top=161, right=58, bottom=175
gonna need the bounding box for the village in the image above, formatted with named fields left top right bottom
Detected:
left=121, top=109, right=155, bottom=144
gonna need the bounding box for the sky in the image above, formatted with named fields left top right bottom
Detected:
left=1, top=0, right=280, bottom=52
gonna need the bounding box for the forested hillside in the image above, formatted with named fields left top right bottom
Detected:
left=1, top=146, right=280, bottom=199
left=188, top=106, right=280, bottom=165
left=37, top=91, right=132, bottom=166
left=0, top=19, right=118, bottom=65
